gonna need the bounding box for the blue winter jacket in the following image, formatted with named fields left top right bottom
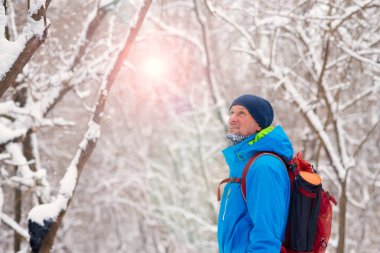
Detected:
left=217, top=126, right=293, bottom=253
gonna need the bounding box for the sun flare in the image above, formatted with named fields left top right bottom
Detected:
left=141, top=57, right=165, bottom=78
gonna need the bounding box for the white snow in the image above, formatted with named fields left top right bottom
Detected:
left=99, top=0, right=115, bottom=8
left=28, top=0, right=46, bottom=15
left=27, top=139, right=83, bottom=226
left=0, top=153, right=11, bottom=161
left=58, top=153, right=80, bottom=198
left=0, top=1, right=48, bottom=79
left=27, top=194, right=67, bottom=226
left=40, top=117, right=76, bottom=127
left=78, top=120, right=101, bottom=150
left=0, top=124, right=26, bottom=144
left=28, top=143, right=82, bottom=225
left=0, top=37, right=26, bottom=80
left=85, top=120, right=101, bottom=141
left=0, top=212, right=29, bottom=239
left=0, top=101, right=17, bottom=114
left=5, top=142, right=34, bottom=178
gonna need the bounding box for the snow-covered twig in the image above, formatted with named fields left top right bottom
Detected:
left=0, top=211, right=30, bottom=240
left=0, top=125, right=26, bottom=145
left=353, top=119, right=380, bottom=157
left=339, top=83, right=379, bottom=112
left=337, top=41, right=380, bottom=70
left=5, top=142, right=33, bottom=178
left=331, top=0, right=376, bottom=31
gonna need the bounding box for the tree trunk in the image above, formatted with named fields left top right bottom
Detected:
left=14, top=181, right=22, bottom=252
left=337, top=176, right=347, bottom=253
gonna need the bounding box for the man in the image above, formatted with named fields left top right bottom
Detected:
left=217, top=94, right=294, bottom=253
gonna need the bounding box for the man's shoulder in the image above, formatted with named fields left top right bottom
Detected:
left=248, top=153, right=288, bottom=178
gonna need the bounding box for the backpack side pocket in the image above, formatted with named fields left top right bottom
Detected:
left=313, top=190, right=333, bottom=253
left=288, top=171, right=322, bottom=252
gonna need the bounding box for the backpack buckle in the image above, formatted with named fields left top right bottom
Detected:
left=229, top=177, right=241, bottom=183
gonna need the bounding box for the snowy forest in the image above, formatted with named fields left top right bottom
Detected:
left=0, top=0, right=379, bottom=252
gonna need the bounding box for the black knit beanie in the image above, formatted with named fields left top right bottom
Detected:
left=230, top=94, right=274, bottom=129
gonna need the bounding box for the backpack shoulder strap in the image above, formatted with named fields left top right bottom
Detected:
left=241, top=152, right=286, bottom=201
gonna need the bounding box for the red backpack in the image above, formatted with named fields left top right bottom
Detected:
left=217, top=152, right=337, bottom=253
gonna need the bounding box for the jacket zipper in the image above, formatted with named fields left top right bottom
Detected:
left=222, top=187, right=231, bottom=221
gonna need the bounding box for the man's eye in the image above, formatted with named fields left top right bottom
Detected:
left=229, top=111, right=245, bottom=116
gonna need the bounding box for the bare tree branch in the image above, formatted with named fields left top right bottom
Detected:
left=354, top=119, right=380, bottom=157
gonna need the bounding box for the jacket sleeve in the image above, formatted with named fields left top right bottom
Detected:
left=245, top=155, right=290, bottom=253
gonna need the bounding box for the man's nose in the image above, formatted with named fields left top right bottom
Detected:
left=229, top=113, right=237, bottom=123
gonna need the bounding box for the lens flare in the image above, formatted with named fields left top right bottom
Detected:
left=141, top=57, right=165, bottom=78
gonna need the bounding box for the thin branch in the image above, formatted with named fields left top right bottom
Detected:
left=331, top=0, right=376, bottom=32
left=339, top=84, right=378, bottom=112
left=0, top=212, right=30, bottom=240
left=354, top=119, right=380, bottom=157
left=337, top=42, right=380, bottom=70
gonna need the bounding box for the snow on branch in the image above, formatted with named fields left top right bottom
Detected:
left=3, top=142, right=50, bottom=203
left=0, top=211, right=30, bottom=240
left=5, top=142, right=34, bottom=178
left=331, top=0, right=377, bottom=31
left=326, top=49, right=380, bottom=70
left=337, top=41, right=380, bottom=70
left=28, top=147, right=81, bottom=226
left=0, top=124, right=26, bottom=145
left=339, top=82, right=380, bottom=112
left=69, top=0, right=107, bottom=68
left=0, top=0, right=50, bottom=98
left=0, top=100, right=28, bottom=115
left=0, top=1, right=109, bottom=140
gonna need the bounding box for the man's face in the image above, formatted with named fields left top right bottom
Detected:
left=228, top=105, right=261, bottom=136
